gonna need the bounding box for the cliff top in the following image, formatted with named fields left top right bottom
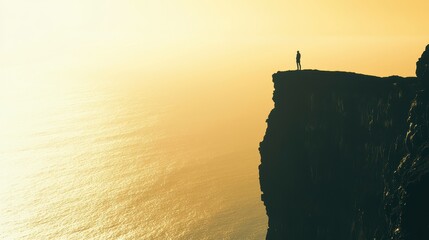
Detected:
left=273, top=70, right=417, bottom=90
left=274, top=70, right=415, bottom=81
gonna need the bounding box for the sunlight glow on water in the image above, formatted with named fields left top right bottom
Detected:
left=0, top=78, right=268, bottom=239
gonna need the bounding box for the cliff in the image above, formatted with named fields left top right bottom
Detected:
left=259, top=46, right=429, bottom=240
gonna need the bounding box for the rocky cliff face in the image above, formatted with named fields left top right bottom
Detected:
left=259, top=46, right=429, bottom=240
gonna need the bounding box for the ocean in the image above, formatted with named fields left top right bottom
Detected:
left=0, top=76, right=270, bottom=239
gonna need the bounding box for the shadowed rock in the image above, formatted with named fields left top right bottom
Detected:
left=416, top=44, right=429, bottom=81
left=259, top=45, right=429, bottom=239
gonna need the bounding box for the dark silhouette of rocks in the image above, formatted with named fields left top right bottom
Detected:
left=393, top=45, right=429, bottom=239
left=416, top=44, right=429, bottom=81
left=259, top=45, right=429, bottom=239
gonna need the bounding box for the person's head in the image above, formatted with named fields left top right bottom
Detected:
left=297, top=50, right=300, bottom=53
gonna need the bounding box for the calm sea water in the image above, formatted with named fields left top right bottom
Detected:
left=0, top=77, right=269, bottom=239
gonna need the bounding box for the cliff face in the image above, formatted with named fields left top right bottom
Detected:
left=259, top=65, right=429, bottom=239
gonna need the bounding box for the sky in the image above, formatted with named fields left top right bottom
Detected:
left=1, top=2, right=428, bottom=238
left=0, top=0, right=428, bottom=84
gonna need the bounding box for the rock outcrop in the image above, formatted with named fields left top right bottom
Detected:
left=259, top=46, right=429, bottom=239
left=416, top=44, right=429, bottom=80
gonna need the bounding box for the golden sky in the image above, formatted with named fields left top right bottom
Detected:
left=1, top=0, right=428, bottom=81
left=1, top=2, right=428, bottom=239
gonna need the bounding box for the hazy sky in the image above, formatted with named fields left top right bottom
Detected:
left=1, top=0, right=428, bottom=82
left=2, top=2, right=428, bottom=239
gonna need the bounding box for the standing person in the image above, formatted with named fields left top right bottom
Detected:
left=296, top=51, right=301, bottom=70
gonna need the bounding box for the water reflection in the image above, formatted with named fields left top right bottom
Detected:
left=0, top=77, right=268, bottom=239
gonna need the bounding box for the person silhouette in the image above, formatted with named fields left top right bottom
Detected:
left=296, top=51, right=301, bottom=70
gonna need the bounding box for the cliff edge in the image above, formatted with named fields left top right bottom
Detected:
left=259, top=46, right=429, bottom=239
